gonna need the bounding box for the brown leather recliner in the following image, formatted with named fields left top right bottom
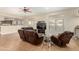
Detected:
left=51, top=31, right=74, bottom=47
left=23, top=30, right=43, bottom=45
left=18, top=27, right=34, bottom=41
left=18, top=29, right=26, bottom=41
left=18, top=27, right=43, bottom=45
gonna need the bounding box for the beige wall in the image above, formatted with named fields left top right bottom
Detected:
left=64, top=17, right=79, bottom=32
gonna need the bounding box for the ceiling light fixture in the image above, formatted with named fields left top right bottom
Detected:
left=20, top=7, right=32, bottom=13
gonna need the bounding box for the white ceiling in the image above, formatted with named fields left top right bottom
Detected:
left=0, top=7, right=70, bottom=16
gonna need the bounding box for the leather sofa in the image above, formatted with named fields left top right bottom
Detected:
left=51, top=31, right=74, bottom=47
left=18, top=27, right=33, bottom=41
left=18, top=27, right=43, bottom=45
left=18, top=29, right=26, bottom=41
left=23, top=30, right=43, bottom=45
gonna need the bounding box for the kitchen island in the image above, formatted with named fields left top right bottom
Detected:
left=0, top=25, right=23, bottom=35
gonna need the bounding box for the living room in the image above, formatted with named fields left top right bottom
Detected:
left=0, top=7, right=79, bottom=51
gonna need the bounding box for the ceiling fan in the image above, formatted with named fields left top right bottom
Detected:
left=20, top=7, right=32, bottom=13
